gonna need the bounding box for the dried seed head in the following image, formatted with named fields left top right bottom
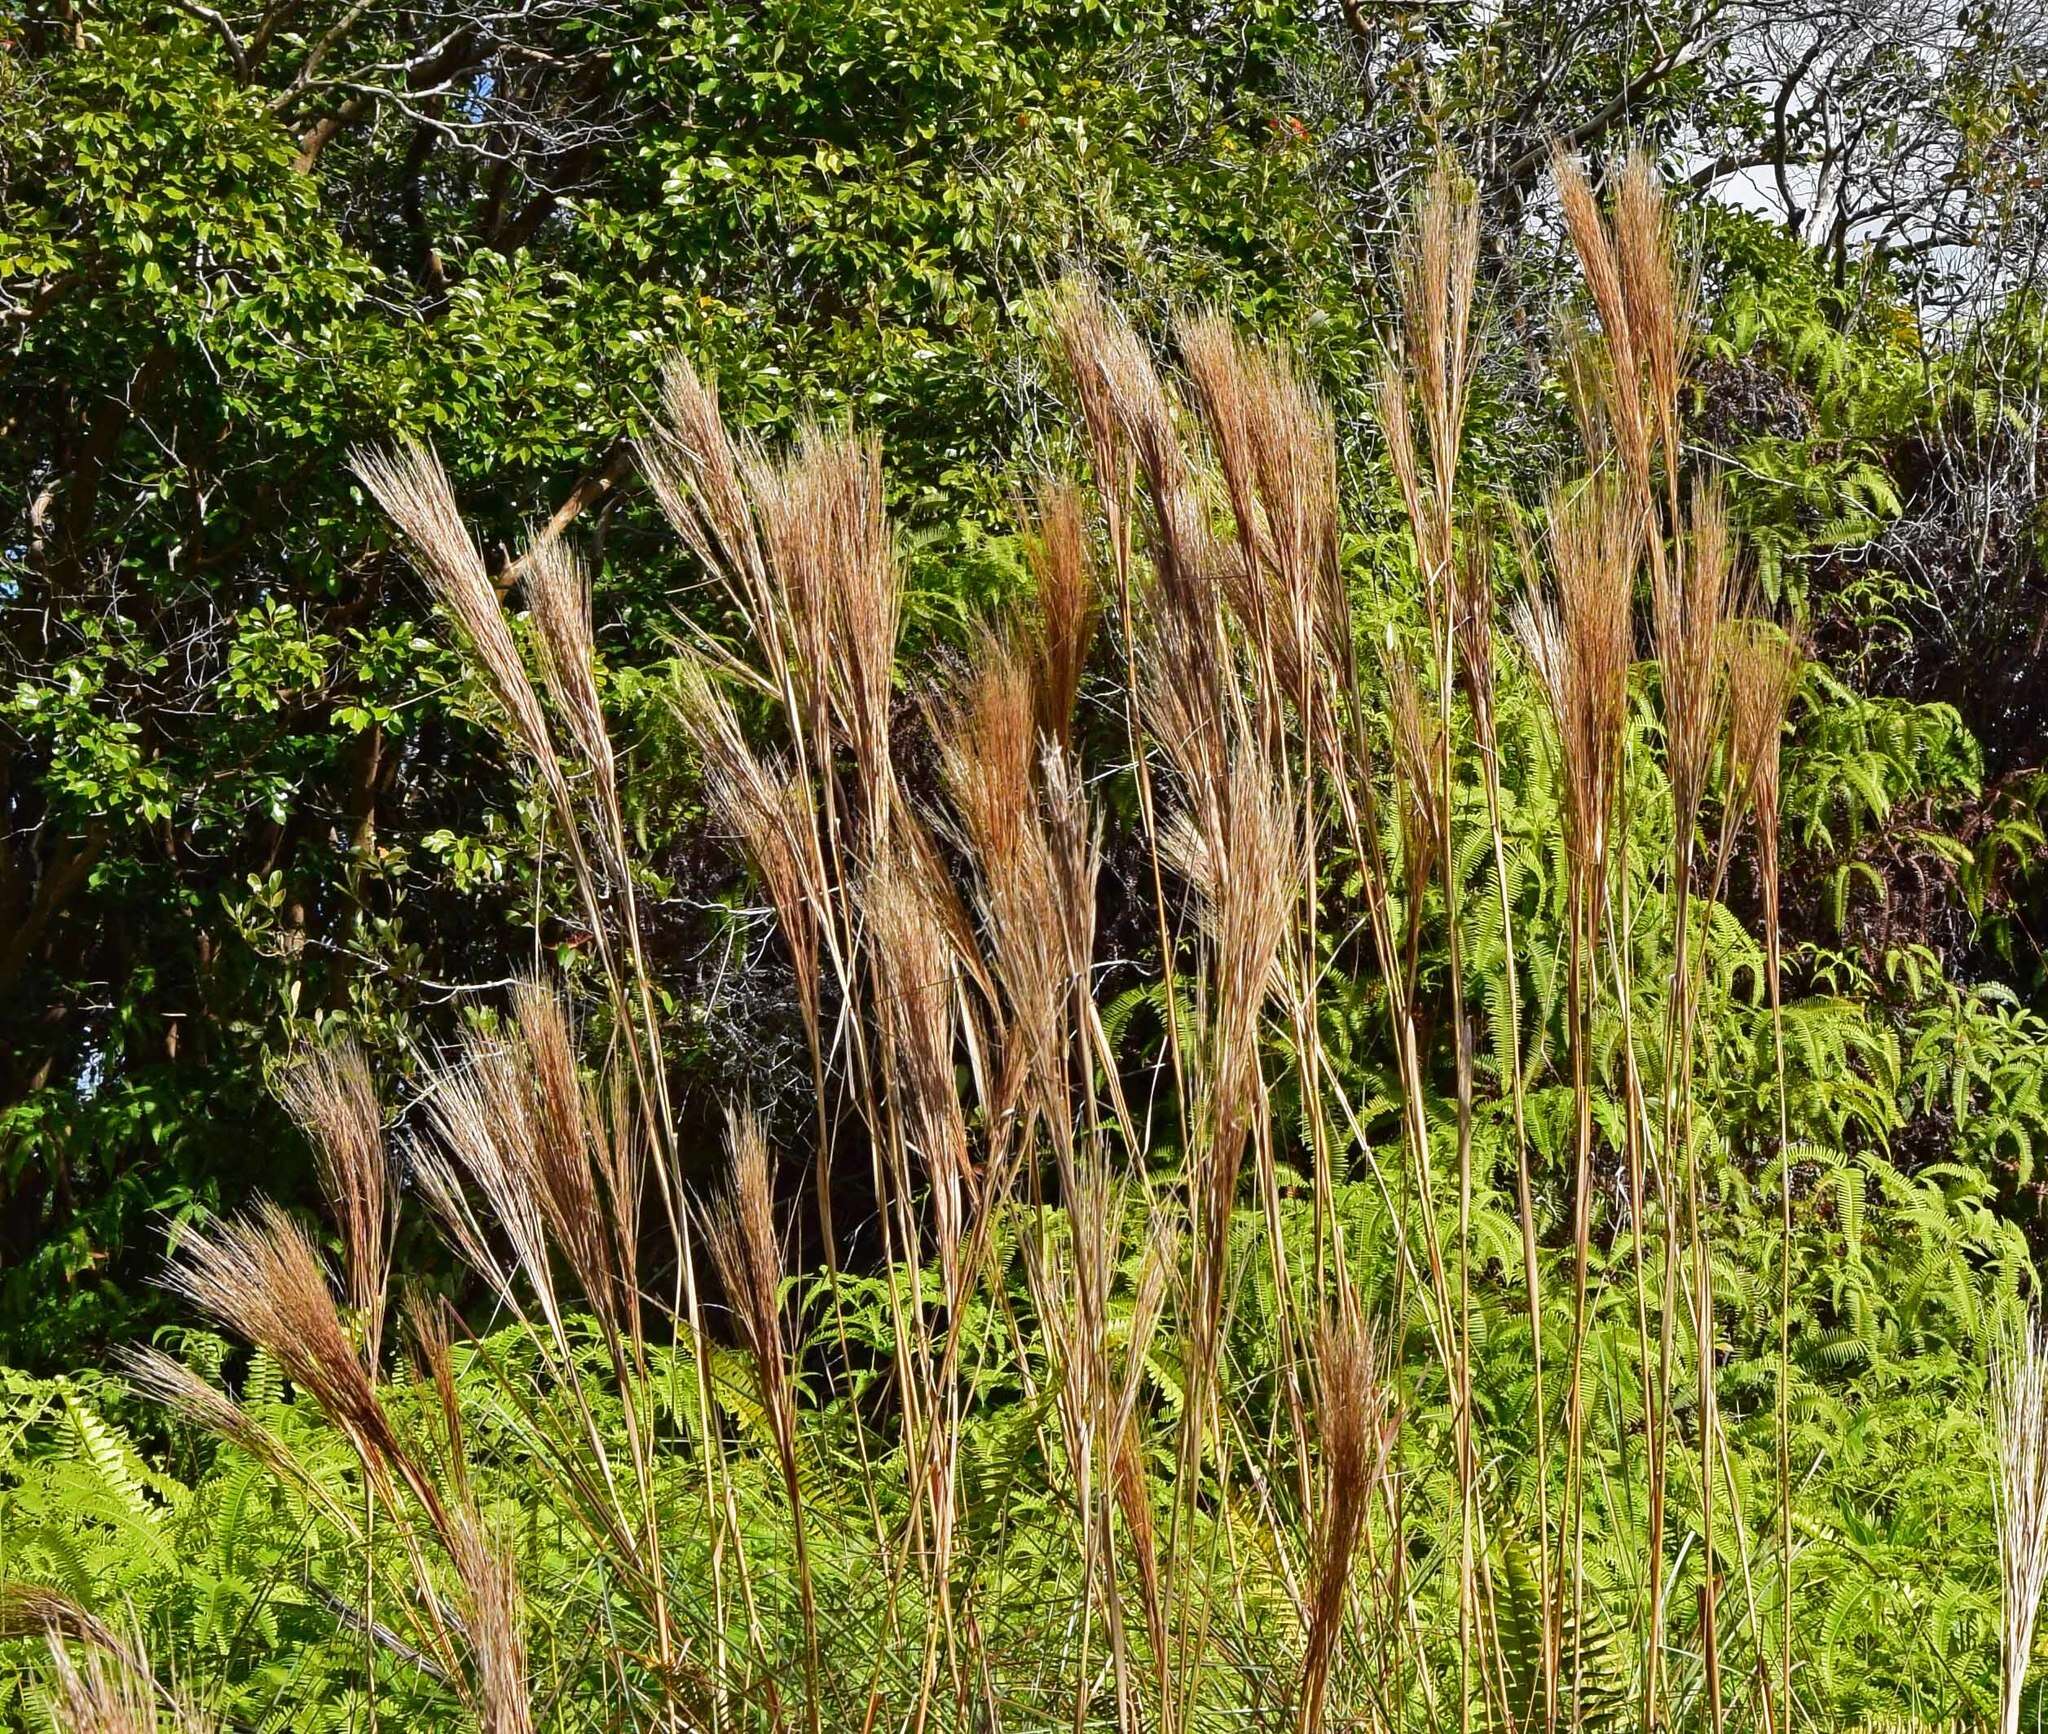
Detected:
left=1453, top=515, right=1498, bottom=731
left=1722, top=616, right=1804, bottom=864
left=937, top=628, right=1040, bottom=886
left=670, top=656, right=825, bottom=1039
left=1396, top=159, right=1482, bottom=517
left=42, top=1644, right=157, bottom=1734
left=938, top=637, right=1098, bottom=1129
left=161, top=1202, right=407, bottom=1495
left=866, top=846, right=970, bottom=1271
left=1165, top=746, right=1299, bottom=1324
left=1179, top=314, right=1343, bottom=721
left=1613, top=148, right=1697, bottom=476
left=521, top=535, right=616, bottom=814
left=278, top=1037, right=392, bottom=1355
left=1021, top=479, right=1098, bottom=748
left=1552, top=150, right=1649, bottom=489
left=405, top=1289, right=472, bottom=1505
left=508, top=980, right=627, bottom=1330
left=748, top=427, right=900, bottom=830
left=1654, top=480, right=1734, bottom=832
left=644, top=357, right=793, bottom=700
left=1055, top=278, right=1177, bottom=503
left=1299, top=1301, right=1392, bottom=1734
left=353, top=442, right=561, bottom=785
left=703, top=1105, right=789, bottom=1399
left=1052, top=277, right=1136, bottom=527
left=1515, top=472, right=1640, bottom=922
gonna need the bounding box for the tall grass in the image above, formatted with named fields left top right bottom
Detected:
left=17, top=157, right=2019, bottom=1734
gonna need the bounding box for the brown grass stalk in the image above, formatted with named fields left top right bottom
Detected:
left=1514, top=470, right=1637, bottom=1726
left=1724, top=615, right=1805, bottom=1723
left=704, top=1104, right=821, bottom=1734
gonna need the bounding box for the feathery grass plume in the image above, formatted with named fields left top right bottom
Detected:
left=1377, top=346, right=1428, bottom=565
left=509, top=980, right=631, bottom=1332
left=352, top=442, right=562, bottom=790
left=2, top=1587, right=159, bottom=1693
left=1654, top=479, right=1734, bottom=834
left=1994, top=1310, right=2048, bottom=1734
left=416, top=1030, right=562, bottom=1341
left=520, top=534, right=617, bottom=812
left=1553, top=315, right=1620, bottom=471
left=1163, top=745, right=1299, bottom=1422
left=589, top=1053, right=647, bottom=1342
left=1394, top=159, right=1481, bottom=545
left=643, top=354, right=781, bottom=671
left=1022, top=477, right=1099, bottom=749
left=1452, top=523, right=1496, bottom=722
left=415, top=1008, right=640, bottom=1399
left=1551, top=149, right=1648, bottom=486
left=866, top=846, right=970, bottom=1286
left=936, top=631, right=1086, bottom=1123
left=1136, top=545, right=1235, bottom=806
left=1178, top=310, right=1270, bottom=579
left=116, top=1344, right=359, bottom=1531
left=278, top=1036, right=392, bottom=1360
left=412, top=1018, right=663, bottom=1589
left=38, top=1636, right=177, bottom=1734
left=1297, top=1300, right=1392, bottom=1734
left=157, top=1201, right=475, bottom=1677
left=1612, top=148, right=1697, bottom=489
left=3, top=1587, right=202, bottom=1731
left=446, top=1511, right=534, bottom=1734
left=1032, top=745, right=1103, bottom=1154
left=161, top=1201, right=420, bottom=1510
left=670, top=655, right=825, bottom=1046
left=748, top=425, right=900, bottom=826
left=1176, top=310, right=1292, bottom=712
left=1723, top=618, right=1804, bottom=844
left=1052, top=277, right=1149, bottom=535
left=1373, top=177, right=1493, bottom=1708
left=113, top=1342, right=276, bottom=1462
left=1516, top=472, right=1639, bottom=929
left=406, top=1289, right=473, bottom=1508
left=1242, top=344, right=1346, bottom=691
left=1178, top=314, right=1342, bottom=727
left=1037, top=739, right=1103, bottom=1012
left=1055, top=279, right=1209, bottom=622
left=936, top=626, right=1039, bottom=883
left=1164, top=748, right=1298, bottom=1165
left=703, top=1104, right=820, bottom=1732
